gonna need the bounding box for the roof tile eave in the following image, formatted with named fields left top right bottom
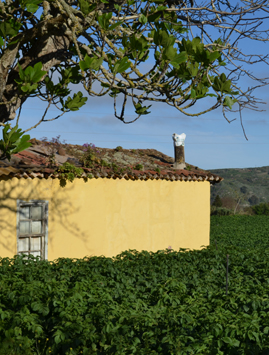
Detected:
left=0, top=142, right=223, bottom=183
left=0, top=167, right=223, bottom=183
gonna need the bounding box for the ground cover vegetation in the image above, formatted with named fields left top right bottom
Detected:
left=1, top=216, right=269, bottom=354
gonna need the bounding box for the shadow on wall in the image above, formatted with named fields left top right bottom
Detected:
left=0, top=177, right=90, bottom=256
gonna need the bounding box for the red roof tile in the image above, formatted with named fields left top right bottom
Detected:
left=0, top=139, right=223, bottom=184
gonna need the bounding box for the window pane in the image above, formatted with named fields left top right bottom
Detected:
left=31, top=251, right=41, bottom=258
left=17, top=200, right=48, bottom=260
left=32, top=206, right=42, bottom=220
left=20, top=221, right=30, bottom=234
left=20, top=206, right=30, bottom=220
left=32, top=221, right=42, bottom=234
left=18, top=238, right=29, bottom=252
left=31, top=237, right=41, bottom=251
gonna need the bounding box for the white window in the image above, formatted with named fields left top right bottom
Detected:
left=17, top=200, right=48, bottom=259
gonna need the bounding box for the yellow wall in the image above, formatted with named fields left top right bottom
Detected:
left=0, top=177, right=210, bottom=260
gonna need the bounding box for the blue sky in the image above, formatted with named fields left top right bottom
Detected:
left=18, top=80, right=269, bottom=171
left=15, top=6, right=269, bottom=171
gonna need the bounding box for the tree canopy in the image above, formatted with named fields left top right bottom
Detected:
left=0, top=0, right=269, bottom=134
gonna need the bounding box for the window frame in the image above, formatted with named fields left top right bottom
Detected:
left=16, top=200, right=48, bottom=260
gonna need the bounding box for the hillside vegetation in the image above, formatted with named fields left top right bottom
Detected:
left=210, top=166, right=269, bottom=209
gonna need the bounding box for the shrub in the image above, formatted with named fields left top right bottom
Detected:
left=79, top=143, right=100, bottom=167
left=211, top=206, right=232, bottom=216
left=248, top=194, right=259, bottom=206
left=252, top=202, right=269, bottom=215
left=133, top=164, right=143, bottom=171
left=212, top=194, right=223, bottom=207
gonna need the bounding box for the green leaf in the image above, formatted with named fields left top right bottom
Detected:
left=212, top=76, right=222, bottom=91
left=139, top=14, right=148, bottom=24
left=264, top=327, right=269, bottom=334
left=190, top=88, right=196, bottom=99
left=172, top=22, right=188, bottom=33
left=60, top=66, right=82, bottom=85
left=16, top=62, right=46, bottom=88
left=114, top=57, right=131, bottom=73
left=223, top=96, right=237, bottom=109
left=20, top=83, right=38, bottom=93
left=148, top=12, right=161, bottom=23
left=64, top=91, right=88, bottom=111
left=9, top=131, right=22, bottom=144
left=134, top=102, right=152, bottom=115
left=0, top=20, right=21, bottom=38
left=170, top=51, right=188, bottom=68
left=31, top=62, right=47, bottom=82
left=114, top=4, right=121, bottom=11
left=97, top=13, right=112, bottom=30
left=222, top=337, right=240, bottom=347
left=154, top=30, right=169, bottom=47
left=208, top=51, right=221, bottom=62
left=13, top=141, right=32, bottom=154
left=163, top=45, right=177, bottom=61
left=54, top=335, right=61, bottom=344
left=25, top=0, right=41, bottom=13
left=156, top=5, right=167, bottom=11
left=220, top=73, right=227, bottom=82
left=78, top=0, right=94, bottom=15
left=187, top=62, right=199, bottom=76
left=129, top=35, right=148, bottom=52
left=192, top=37, right=203, bottom=52
left=80, top=55, right=103, bottom=71
left=0, top=125, right=31, bottom=160
left=206, top=93, right=217, bottom=98
left=0, top=36, right=4, bottom=47
left=222, top=79, right=232, bottom=93
left=109, top=21, right=123, bottom=31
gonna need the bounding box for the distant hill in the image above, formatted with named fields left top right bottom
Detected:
left=210, top=166, right=269, bottom=208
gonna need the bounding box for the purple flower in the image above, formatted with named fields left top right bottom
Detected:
left=83, top=143, right=96, bottom=150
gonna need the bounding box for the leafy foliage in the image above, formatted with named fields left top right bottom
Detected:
left=0, top=124, right=31, bottom=161
left=15, top=62, right=47, bottom=94
left=211, top=206, right=232, bottom=216
left=1, top=0, right=268, bottom=130
left=57, top=162, right=92, bottom=187
left=1, top=216, right=269, bottom=353
left=211, top=215, right=269, bottom=249
left=79, top=143, right=101, bottom=168
left=252, top=203, right=269, bottom=216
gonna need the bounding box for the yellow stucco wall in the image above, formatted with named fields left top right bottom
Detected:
left=0, top=177, right=210, bottom=260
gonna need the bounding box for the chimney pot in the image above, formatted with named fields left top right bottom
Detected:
left=172, top=133, right=186, bottom=169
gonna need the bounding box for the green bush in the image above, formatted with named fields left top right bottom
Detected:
left=252, top=202, right=269, bottom=216
left=211, top=206, right=232, bottom=216
left=212, top=194, right=223, bottom=207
